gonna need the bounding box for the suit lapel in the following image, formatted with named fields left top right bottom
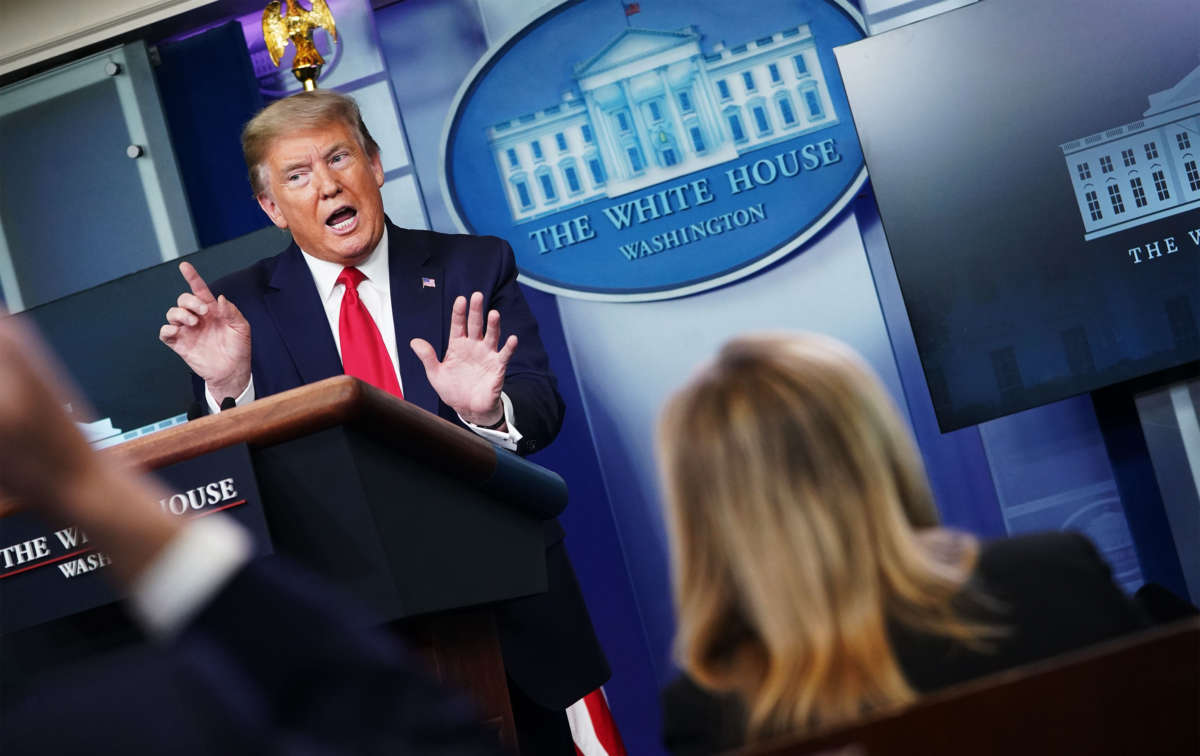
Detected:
left=264, top=244, right=344, bottom=386
left=388, top=223, right=444, bottom=415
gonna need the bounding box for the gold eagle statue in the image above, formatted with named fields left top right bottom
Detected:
left=262, top=0, right=338, bottom=90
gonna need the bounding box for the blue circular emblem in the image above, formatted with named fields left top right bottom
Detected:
left=442, top=0, right=866, bottom=301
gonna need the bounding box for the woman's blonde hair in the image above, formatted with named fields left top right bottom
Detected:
left=658, top=333, right=997, bottom=739
left=241, top=90, right=380, bottom=196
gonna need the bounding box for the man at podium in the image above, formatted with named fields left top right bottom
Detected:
left=160, top=91, right=560, bottom=457
left=159, top=90, right=609, bottom=756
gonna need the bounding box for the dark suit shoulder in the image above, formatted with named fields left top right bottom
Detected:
left=391, top=226, right=510, bottom=249
left=209, top=247, right=290, bottom=302
left=390, top=226, right=513, bottom=270
left=896, top=531, right=1146, bottom=694
left=661, top=674, right=746, bottom=756
left=974, top=531, right=1117, bottom=593
left=971, top=531, right=1146, bottom=653
left=974, top=531, right=1143, bottom=621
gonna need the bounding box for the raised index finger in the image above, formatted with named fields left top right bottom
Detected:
left=179, top=262, right=216, bottom=304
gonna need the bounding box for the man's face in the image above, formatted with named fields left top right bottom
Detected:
left=255, top=121, right=386, bottom=266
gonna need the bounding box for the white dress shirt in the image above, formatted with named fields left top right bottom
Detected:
left=128, top=514, right=251, bottom=639
left=205, top=226, right=521, bottom=450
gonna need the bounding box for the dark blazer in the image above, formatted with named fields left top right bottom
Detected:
left=2, top=558, right=502, bottom=755
left=196, top=222, right=609, bottom=710
left=197, top=221, right=564, bottom=456
left=661, top=532, right=1148, bottom=755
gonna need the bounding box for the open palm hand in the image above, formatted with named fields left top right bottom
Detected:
left=411, top=292, right=517, bottom=427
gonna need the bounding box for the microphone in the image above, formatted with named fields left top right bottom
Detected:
left=186, top=401, right=206, bottom=421
left=219, top=396, right=237, bottom=412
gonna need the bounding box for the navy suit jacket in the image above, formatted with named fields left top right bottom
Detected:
left=197, top=221, right=564, bottom=456
left=194, top=222, right=608, bottom=709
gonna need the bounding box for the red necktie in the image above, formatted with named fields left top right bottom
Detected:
left=336, top=267, right=403, bottom=399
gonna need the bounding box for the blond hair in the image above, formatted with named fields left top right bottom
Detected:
left=658, top=333, right=999, bottom=740
left=241, top=90, right=380, bottom=195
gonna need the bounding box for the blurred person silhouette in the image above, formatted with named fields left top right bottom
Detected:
left=0, top=315, right=499, bottom=756
left=656, top=333, right=1146, bottom=755
left=1134, top=582, right=1199, bottom=625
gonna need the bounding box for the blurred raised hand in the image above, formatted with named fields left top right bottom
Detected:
left=0, top=314, right=178, bottom=583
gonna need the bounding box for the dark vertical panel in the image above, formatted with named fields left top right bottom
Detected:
left=1093, top=381, right=1189, bottom=598
left=154, top=21, right=268, bottom=248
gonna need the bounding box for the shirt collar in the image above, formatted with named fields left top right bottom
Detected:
left=299, top=224, right=391, bottom=304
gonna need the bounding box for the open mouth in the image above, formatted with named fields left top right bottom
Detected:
left=325, top=206, right=358, bottom=232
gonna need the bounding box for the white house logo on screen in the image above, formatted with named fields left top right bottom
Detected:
left=1061, top=61, right=1200, bottom=242
left=442, top=0, right=866, bottom=302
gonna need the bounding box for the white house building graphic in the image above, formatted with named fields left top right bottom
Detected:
left=1062, top=61, right=1200, bottom=240
left=487, top=24, right=839, bottom=224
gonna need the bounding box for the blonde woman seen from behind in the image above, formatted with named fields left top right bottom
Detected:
left=657, top=333, right=1145, bottom=755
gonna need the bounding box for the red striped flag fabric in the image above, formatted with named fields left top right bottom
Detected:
left=623, top=2, right=641, bottom=17
left=567, top=688, right=627, bottom=756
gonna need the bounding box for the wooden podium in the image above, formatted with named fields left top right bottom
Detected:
left=108, top=376, right=567, bottom=751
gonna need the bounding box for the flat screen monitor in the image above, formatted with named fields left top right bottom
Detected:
left=835, top=0, right=1199, bottom=430
left=13, top=227, right=289, bottom=446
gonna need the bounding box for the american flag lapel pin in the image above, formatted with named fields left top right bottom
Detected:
left=421, top=277, right=436, bottom=289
